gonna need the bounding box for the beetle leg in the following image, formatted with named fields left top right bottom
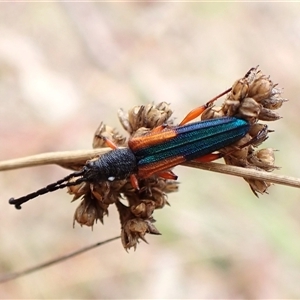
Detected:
left=156, top=170, right=178, bottom=180
left=97, top=135, right=119, bottom=150
left=130, top=174, right=140, bottom=190
left=150, top=124, right=168, bottom=134
left=179, top=88, right=232, bottom=125
left=192, top=153, right=223, bottom=163
left=242, top=125, right=269, bottom=148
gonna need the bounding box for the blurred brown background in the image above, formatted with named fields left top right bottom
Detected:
left=1, top=2, right=300, bottom=298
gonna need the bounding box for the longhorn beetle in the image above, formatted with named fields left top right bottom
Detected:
left=9, top=94, right=254, bottom=210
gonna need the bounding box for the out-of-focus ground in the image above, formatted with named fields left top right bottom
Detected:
left=1, top=2, right=300, bottom=299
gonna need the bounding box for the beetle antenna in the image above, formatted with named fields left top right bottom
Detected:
left=9, top=168, right=87, bottom=210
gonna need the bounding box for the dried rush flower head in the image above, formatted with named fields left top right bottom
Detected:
left=71, top=103, right=178, bottom=250
left=8, top=68, right=287, bottom=250
left=201, top=66, right=287, bottom=195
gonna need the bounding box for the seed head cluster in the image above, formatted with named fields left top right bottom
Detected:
left=201, top=66, right=287, bottom=196
left=69, top=67, right=286, bottom=250
left=71, top=103, right=178, bottom=250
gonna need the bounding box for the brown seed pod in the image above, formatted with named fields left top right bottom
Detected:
left=261, top=95, right=287, bottom=110
left=130, top=200, right=156, bottom=219
left=73, top=193, right=109, bottom=227
left=118, top=102, right=173, bottom=134
left=248, top=148, right=277, bottom=171
left=93, top=122, right=126, bottom=149
left=230, top=78, right=250, bottom=102
left=200, top=105, right=224, bottom=120
left=247, top=75, right=273, bottom=102
left=258, top=107, right=281, bottom=121
left=68, top=180, right=89, bottom=201
left=237, top=97, right=261, bottom=124
left=243, top=165, right=272, bottom=197
left=121, top=217, right=161, bottom=250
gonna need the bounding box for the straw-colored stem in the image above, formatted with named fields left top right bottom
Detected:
left=1, top=148, right=300, bottom=190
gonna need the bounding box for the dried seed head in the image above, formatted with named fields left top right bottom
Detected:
left=222, top=134, right=252, bottom=162
left=237, top=97, right=261, bottom=124
left=231, top=79, right=250, bottom=101
left=115, top=199, right=133, bottom=226
left=261, top=95, right=287, bottom=110
left=93, top=122, right=126, bottom=149
left=201, top=105, right=224, bottom=120
left=111, top=175, right=178, bottom=249
left=229, top=66, right=260, bottom=99
left=243, top=165, right=272, bottom=197
left=122, top=177, right=172, bottom=211
left=248, top=148, right=277, bottom=171
left=215, top=66, right=286, bottom=124
left=117, top=108, right=131, bottom=133
left=244, top=65, right=260, bottom=83
left=68, top=180, right=89, bottom=201
left=200, top=67, right=287, bottom=195
left=73, top=198, right=94, bottom=227
left=258, top=107, right=281, bottom=122
left=247, top=75, right=273, bottom=102
left=121, top=218, right=161, bottom=250
left=89, top=182, right=110, bottom=202
left=248, top=123, right=268, bottom=138
left=131, top=200, right=156, bottom=218
left=73, top=193, right=109, bottom=227
left=149, top=187, right=169, bottom=209
left=248, top=124, right=269, bottom=147
left=120, top=102, right=173, bottom=134
left=222, top=99, right=241, bottom=116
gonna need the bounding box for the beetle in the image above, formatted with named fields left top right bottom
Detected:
left=9, top=98, right=251, bottom=210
